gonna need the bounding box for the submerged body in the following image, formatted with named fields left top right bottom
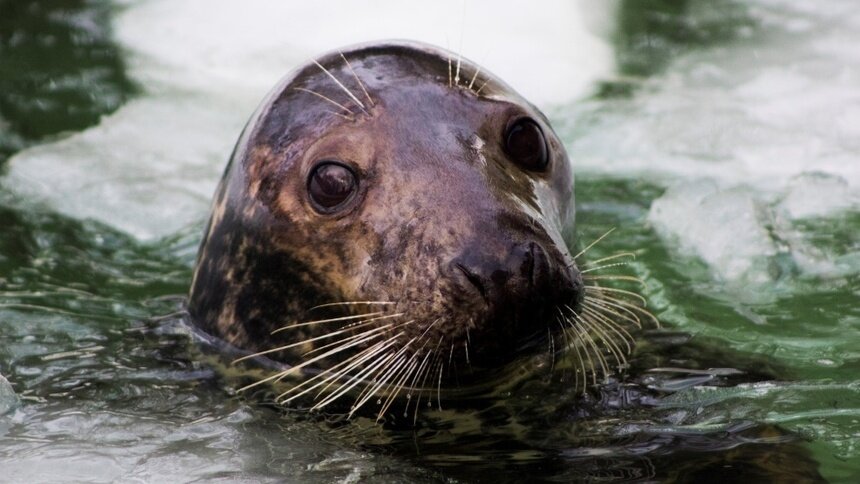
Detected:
left=188, top=41, right=641, bottom=417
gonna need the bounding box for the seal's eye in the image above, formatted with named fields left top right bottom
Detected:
left=504, top=118, right=549, bottom=171
left=307, top=161, right=358, bottom=212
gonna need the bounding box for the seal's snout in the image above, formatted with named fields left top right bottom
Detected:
left=447, top=240, right=583, bottom=361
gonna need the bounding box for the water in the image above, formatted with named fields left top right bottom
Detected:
left=1, top=0, right=858, bottom=482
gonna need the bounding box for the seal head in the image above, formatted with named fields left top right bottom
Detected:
left=189, top=41, right=582, bottom=400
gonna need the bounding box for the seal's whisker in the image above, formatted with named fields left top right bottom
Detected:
left=583, top=252, right=637, bottom=266
left=454, top=52, right=462, bottom=86
left=272, top=311, right=386, bottom=334
left=292, top=87, right=354, bottom=116
left=585, top=285, right=648, bottom=306
left=307, top=301, right=395, bottom=312
left=295, top=335, right=404, bottom=405
left=366, top=354, right=409, bottom=410
left=308, top=339, right=405, bottom=407
left=341, top=312, right=406, bottom=330
left=244, top=317, right=399, bottom=363
left=378, top=358, right=419, bottom=420
left=584, top=298, right=642, bottom=328
left=286, top=335, right=399, bottom=408
left=555, top=310, right=582, bottom=392
left=566, top=320, right=586, bottom=394
left=350, top=331, right=420, bottom=406
left=582, top=306, right=635, bottom=354
left=583, top=274, right=646, bottom=286
left=568, top=313, right=611, bottom=383
left=547, top=326, right=557, bottom=373
left=573, top=227, right=616, bottom=260
left=436, top=360, right=445, bottom=410
left=575, top=312, right=628, bottom=372
left=299, top=322, right=396, bottom=358
left=301, top=318, right=413, bottom=376
left=581, top=262, right=632, bottom=274
left=464, top=324, right=472, bottom=369
left=407, top=348, right=436, bottom=422
left=340, top=53, right=374, bottom=107
left=259, top=328, right=386, bottom=387
left=309, top=335, right=406, bottom=403
left=233, top=322, right=383, bottom=364
left=566, top=306, right=611, bottom=382
left=590, top=295, right=659, bottom=328
left=575, top=310, right=623, bottom=360
left=350, top=348, right=413, bottom=416
left=468, top=66, right=481, bottom=90
left=475, top=79, right=489, bottom=95
left=572, top=322, right=599, bottom=386
left=312, top=60, right=368, bottom=113
left=417, top=336, right=445, bottom=414
left=277, top=336, right=400, bottom=404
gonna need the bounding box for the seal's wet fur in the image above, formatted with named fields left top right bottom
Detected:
left=189, top=40, right=585, bottom=404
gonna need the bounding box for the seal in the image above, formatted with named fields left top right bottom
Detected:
left=188, top=40, right=650, bottom=419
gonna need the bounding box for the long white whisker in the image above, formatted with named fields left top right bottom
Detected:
left=308, top=301, right=394, bottom=312
left=293, top=87, right=354, bottom=116
left=340, top=53, right=374, bottom=107
left=234, top=321, right=388, bottom=364
left=585, top=298, right=642, bottom=328
left=313, top=60, right=368, bottom=113
left=585, top=285, right=648, bottom=305
left=581, top=262, right=632, bottom=274
left=276, top=336, right=398, bottom=403
left=584, top=252, right=637, bottom=266
left=272, top=311, right=387, bottom=333
left=573, top=227, right=616, bottom=260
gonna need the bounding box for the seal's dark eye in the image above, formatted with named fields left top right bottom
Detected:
left=504, top=118, right=549, bottom=171
left=307, top=161, right=358, bottom=212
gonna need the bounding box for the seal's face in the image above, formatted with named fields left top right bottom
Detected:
left=190, top=41, right=588, bottom=412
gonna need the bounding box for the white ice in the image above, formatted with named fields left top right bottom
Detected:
left=563, top=0, right=860, bottom=286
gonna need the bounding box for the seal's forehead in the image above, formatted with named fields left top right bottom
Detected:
left=245, top=41, right=530, bottom=152
left=274, top=41, right=523, bottom=112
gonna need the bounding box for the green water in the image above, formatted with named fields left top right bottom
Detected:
left=1, top=0, right=859, bottom=482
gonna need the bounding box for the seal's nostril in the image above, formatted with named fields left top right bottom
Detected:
left=525, top=242, right=551, bottom=288
left=455, top=263, right=488, bottom=302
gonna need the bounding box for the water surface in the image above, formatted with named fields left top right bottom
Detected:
left=1, top=0, right=858, bottom=482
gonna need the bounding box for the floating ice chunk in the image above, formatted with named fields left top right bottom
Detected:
left=0, top=373, right=18, bottom=416
left=648, top=174, right=858, bottom=286
left=3, top=96, right=239, bottom=240
left=648, top=180, right=779, bottom=284
left=778, top=172, right=859, bottom=220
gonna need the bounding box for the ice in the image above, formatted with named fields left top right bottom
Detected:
left=0, top=373, right=18, bottom=416
left=778, top=173, right=859, bottom=220
left=2, top=0, right=612, bottom=240
left=567, top=0, right=860, bottom=284
left=648, top=180, right=779, bottom=285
